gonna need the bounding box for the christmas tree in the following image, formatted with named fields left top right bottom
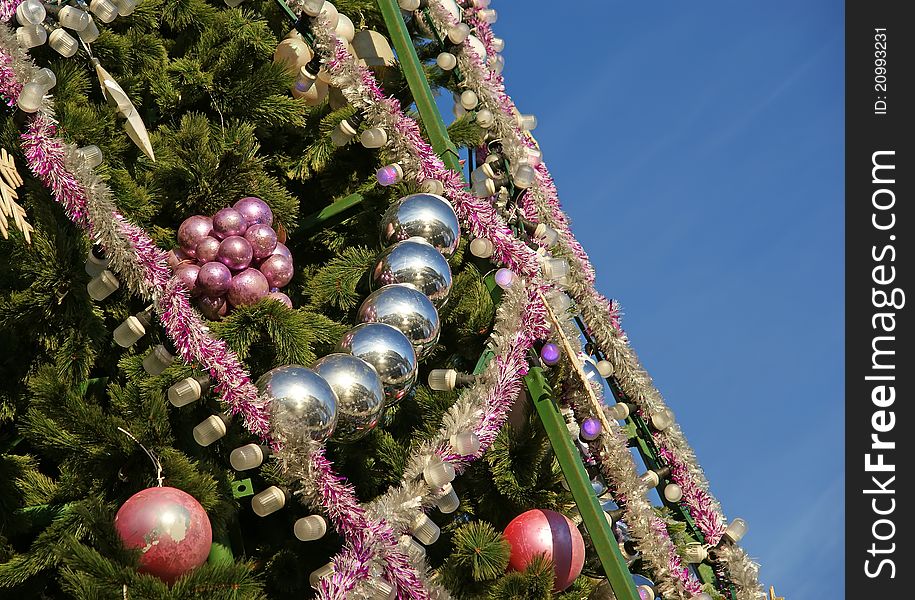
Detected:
left=1, top=1, right=767, bottom=598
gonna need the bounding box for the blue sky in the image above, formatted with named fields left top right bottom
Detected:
left=489, top=1, right=844, bottom=597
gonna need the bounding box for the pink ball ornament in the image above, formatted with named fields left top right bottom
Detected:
left=266, top=291, right=293, bottom=308
left=244, top=224, right=278, bottom=260
left=194, top=236, right=220, bottom=264
left=176, top=216, right=213, bottom=256
left=217, top=236, right=253, bottom=271
left=198, top=261, right=232, bottom=296
left=503, top=509, right=585, bottom=592
left=234, top=196, right=274, bottom=227
left=271, top=241, right=291, bottom=259
left=114, top=486, right=212, bottom=584
left=167, top=248, right=193, bottom=269
left=212, top=208, right=248, bottom=239
left=228, top=268, right=269, bottom=307
left=172, top=264, right=201, bottom=296
left=198, top=295, right=228, bottom=321
left=259, top=254, right=294, bottom=289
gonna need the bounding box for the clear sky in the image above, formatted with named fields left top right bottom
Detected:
left=490, top=1, right=844, bottom=597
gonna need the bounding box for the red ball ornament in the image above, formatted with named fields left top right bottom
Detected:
left=503, top=509, right=585, bottom=592
left=115, top=486, right=212, bottom=583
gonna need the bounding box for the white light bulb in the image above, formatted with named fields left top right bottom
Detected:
left=436, top=52, right=457, bottom=71
left=142, top=344, right=174, bottom=376
left=251, top=486, right=286, bottom=517
left=79, top=18, right=101, bottom=43
left=398, top=0, right=420, bottom=10
left=192, top=414, right=229, bottom=447
left=48, top=28, right=79, bottom=57
left=447, top=23, right=470, bottom=44
left=469, top=237, right=494, bottom=258
left=460, top=90, right=479, bottom=110
left=475, top=108, right=494, bottom=128
left=605, top=403, right=630, bottom=421
left=16, top=0, right=46, bottom=25
left=450, top=431, right=481, bottom=455
left=360, top=127, right=388, bottom=149
left=17, top=83, right=46, bottom=114
left=293, top=515, right=328, bottom=541
left=89, top=0, right=119, bottom=23
left=301, top=0, right=325, bottom=17
left=723, top=518, right=748, bottom=543
left=596, top=360, right=613, bottom=377
left=113, top=307, right=154, bottom=348
left=491, top=37, right=505, bottom=52
left=58, top=6, right=91, bottom=32
left=423, top=456, right=456, bottom=488
left=663, top=483, right=683, bottom=503
left=309, top=562, right=334, bottom=588
left=436, top=483, right=460, bottom=513
left=230, top=443, right=266, bottom=471
left=87, top=269, right=120, bottom=301
left=420, top=179, right=445, bottom=195
left=411, top=513, right=440, bottom=545
left=16, top=24, right=48, bottom=49
left=78, top=145, right=104, bottom=169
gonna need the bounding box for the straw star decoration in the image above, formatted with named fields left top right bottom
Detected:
left=0, top=147, right=33, bottom=243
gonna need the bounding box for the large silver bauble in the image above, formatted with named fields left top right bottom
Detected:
left=257, top=365, right=338, bottom=443
left=381, top=193, right=461, bottom=257
left=371, top=238, right=453, bottom=306
left=357, top=284, right=440, bottom=359
left=337, top=323, right=418, bottom=405
left=313, top=353, right=385, bottom=442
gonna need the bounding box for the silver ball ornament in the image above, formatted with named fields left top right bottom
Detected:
left=381, top=193, right=461, bottom=257
left=257, top=365, right=338, bottom=443
left=357, top=284, right=440, bottom=359
left=312, top=353, right=385, bottom=442
left=371, top=239, right=453, bottom=306
left=336, top=323, right=418, bottom=405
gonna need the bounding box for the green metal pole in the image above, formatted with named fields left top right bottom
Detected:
left=525, top=368, right=640, bottom=600
left=376, top=0, right=463, bottom=173
left=300, top=193, right=365, bottom=232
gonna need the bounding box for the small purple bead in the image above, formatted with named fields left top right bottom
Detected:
left=580, top=417, right=602, bottom=441
left=244, top=224, right=278, bottom=260
left=194, top=236, right=220, bottom=264
left=234, top=196, right=274, bottom=227
left=212, top=208, right=248, bottom=239
left=217, top=236, right=253, bottom=271
left=177, top=215, right=212, bottom=255
left=376, top=164, right=401, bottom=186
left=494, top=268, right=515, bottom=289
left=540, top=342, right=561, bottom=365
left=228, top=268, right=269, bottom=307
left=198, top=261, right=232, bottom=296
left=259, top=254, right=294, bottom=289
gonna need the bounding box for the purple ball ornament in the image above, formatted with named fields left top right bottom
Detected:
left=198, top=295, right=229, bottom=321
left=266, top=291, right=293, bottom=308
left=244, top=224, right=278, bottom=260
left=579, top=417, right=602, bottom=441
left=194, top=236, right=221, bottom=264
left=540, top=343, right=561, bottom=365
left=167, top=248, right=193, bottom=269
left=259, top=254, right=294, bottom=289
left=177, top=216, right=213, bottom=256
left=212, top=208, right=248, bottom=239
left=271, top=242, right=292, bottom=259
left=234, top=196, right=274, bottom=227
left=217, top=236, right=254, bottom=271
left=376, top=163, right=403, bottom=187
left=228, top=268, right=270, bottom=307
left=494, top=268, right=516, bottom=289
left=172, top=264, right=201, bottom=296
left=198, top=261, right=233, bottom=297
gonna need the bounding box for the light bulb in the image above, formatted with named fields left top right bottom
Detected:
left=637, top=584, right=656, bottom=600
left=398, top=535, right=426, bottom=561
left=471, top=177, right=495, bottom=198
left=192, top=414, right=229, bottom=446
left=469, top=237, right=494, bottom=258
left=309, top=562, right=334, bottom=588
left=57, top=6, right=91, bottom=31
left=142, top=344, right=174, bottom=376
left=113, top=0, right=137, bottom=16
left=78, top=145, right=104, bottom=169
left=448, top=23, right=470, bottom=44
left=87, top=270, right=120, bottom=301
left=490, top=54, right=504, bottom=74
left=478, top=8, right=497, bottom=23
left=540, top=343, right=561, bottom=366
left=541, top=257, right=570, bottom=281
left=460, top=90, right=479, bottom=110
left=48, top=28, right=79, bottom=57
left=398, top=0, right=420, bottom=10
left=17, top=82, right=46, bottom=113
left=682, top=543, right=708, bottom=563
left=251, top=486, right=286, bottom=517
left=230, top=443, right=267, bottom=470
left=605, top=403, right=630, bottom=420
left=168, top=374, right=209, bottom=407
left=493, top=268, right=516, bottom=289
left=16, top=24, right=48, bottom=49
left=411, top=513, right=440, bottom=545
left=475, top=108, right=494, bottom=128
left=113, top=305, right=154, bottom=348
left=423, top=456, right=455, bottom=488
left=546, top=290, right=573, bottom=315
left=650, top=408, right=675, bottom=431
left=420, top=179, right=445, bottom=195
left=436, top=52, right=457, bottom=71
left=723, top=518, right=748, bottom=543
left=78, top=18, right=101, bottom=43
left=435, top=483, right=460, bottom=513
left=517, top=114, right=537, bottom=131
left=360, top=127, right=388, bottom=149
left=513, top=164, right=537, bottom=189
left=366, top=579, right=395, bottom=600
left=450, top=431, right=481, bottom=456
left=596, top=360, right=613, bottom=377
left=663, top=483, right=683, bottom=503
left=579, top=417, right=602, bottom=441
left=89, top=0, right=119, bottom=23
left=334, top=13, right=354, bottom=43
left=293, top=515, right=328, bottom=541
left=639, top=470, right=660, bottom=490
left=16, top=0, right=46, bottom=25
left=301, top=0, right=325, bottom=17
left=330, top=120, right=356, bottom=146
left=491, top=37, right=505, bottom=52
left=85, top=245, right=108, bottom=276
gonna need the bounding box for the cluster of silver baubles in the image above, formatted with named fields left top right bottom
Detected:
left=263, top=194, right=460, bottom=444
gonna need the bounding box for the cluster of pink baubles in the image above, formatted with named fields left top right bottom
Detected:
left=168, top=197, right=293, bottom=320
